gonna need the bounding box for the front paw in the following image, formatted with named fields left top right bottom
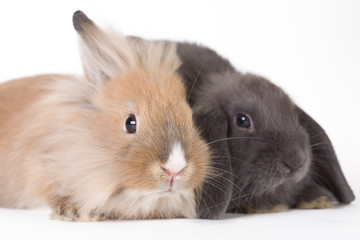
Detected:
left=49, top=196, right=79, bottom=221
left=296, top=196, right=334, bottom=209
left=49, top=196, right=106, bottom=222
left=50, top=212, right=106, bottom=222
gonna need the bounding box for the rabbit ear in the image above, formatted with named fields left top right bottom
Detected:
left=72, top=11, right=134, bottom=84
left=296, top=106, right=355, bottom=204
left=194, top=108, right=234, bottom=219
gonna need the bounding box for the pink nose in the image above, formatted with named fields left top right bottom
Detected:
left=163, top=168, right=180, bottom=178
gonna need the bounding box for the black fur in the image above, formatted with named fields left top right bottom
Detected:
left=176, top=42, right=355, bottom=219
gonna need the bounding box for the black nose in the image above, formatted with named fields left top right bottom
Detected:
left=282, top=159, right=296, bottom=172
left=281, top=154, right=306, bottom=171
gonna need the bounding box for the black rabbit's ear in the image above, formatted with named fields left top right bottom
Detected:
left=296, top=106, right=355, bottom=204
left=194, top=107, right=233, bottom=219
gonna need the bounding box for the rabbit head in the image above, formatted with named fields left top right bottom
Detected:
left=194, top=72, right=311, bottom=206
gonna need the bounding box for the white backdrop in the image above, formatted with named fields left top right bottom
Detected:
left=0, top=1, right=359, bottom=239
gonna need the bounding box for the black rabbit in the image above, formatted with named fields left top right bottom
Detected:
left=176, top=42, right=355, bottom=219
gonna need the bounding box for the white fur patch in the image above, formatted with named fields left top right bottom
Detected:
left=165, top=142, right=187, bottom=175
left=106, top=188, right=197, bottom=219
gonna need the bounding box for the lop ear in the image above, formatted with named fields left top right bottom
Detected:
left=194, top=107, right=233, bottom=219
left=296, top=106, right=355, bottom=204
left=72, top=10, right=133, bottom=84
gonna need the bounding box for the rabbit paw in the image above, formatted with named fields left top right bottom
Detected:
left=296, top=196, right=334, bottom=209
left=50, top=209, right=107, bottom=222
left=50, top=212, right=106, bottom=222
left=49, top=196, right=106, bottom=222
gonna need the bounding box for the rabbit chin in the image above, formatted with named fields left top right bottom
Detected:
left=102, top=188, right=197, bottom=219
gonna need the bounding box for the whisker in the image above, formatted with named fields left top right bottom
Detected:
left=187, top=57, right=207, bottom=101
left=310, top=142, right=329, bottom=148
left=206, top=166, right=242, bottom=181
left=200, top=136, right=263, bottom=149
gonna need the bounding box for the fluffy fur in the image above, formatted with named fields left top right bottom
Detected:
left=0, top=11, right=210, bottom=221
left=175, top=42, right=355, bottom=219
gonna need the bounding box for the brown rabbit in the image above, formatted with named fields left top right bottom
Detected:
left=0, top=11, right=210, bottom=221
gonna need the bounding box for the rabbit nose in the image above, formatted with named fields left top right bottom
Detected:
left=281, top=157, right=305, bottom=171
left=163, top=142, right=187, bottom=177
left=282, top=160, right=295, bottom=172
left=162, top=168, right=181, bottom=178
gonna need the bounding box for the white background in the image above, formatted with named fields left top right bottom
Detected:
left=0, top=0, right=359, bottom=239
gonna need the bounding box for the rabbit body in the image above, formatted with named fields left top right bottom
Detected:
left=0, top=12, right=210, bottom=221
left=176, top=42, right=355, bottom=218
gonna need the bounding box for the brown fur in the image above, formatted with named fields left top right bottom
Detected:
left=0, top=75, right=53, bottom=208
left=296, top=196, right=334, bottom=210
left=0, top=11, right=210, bottom=221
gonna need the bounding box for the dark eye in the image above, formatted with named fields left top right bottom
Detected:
left=125, top=114, right=137, bottom=134
left=235, top=112, right=254, bottom=132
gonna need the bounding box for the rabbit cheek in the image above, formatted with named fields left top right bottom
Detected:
left=186, top=141, right=210, bottom=187
left=120, top=160, right=162, bottom=193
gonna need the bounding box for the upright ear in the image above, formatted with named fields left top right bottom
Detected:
left=72, top=11, right=133, bottom=84
left=296, top=106, right=355, bottom=204
left=194, top=107, right=233, bottom=219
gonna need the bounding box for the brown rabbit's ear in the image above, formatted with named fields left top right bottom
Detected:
left=194, top=107, right=234, bottom=219
left=72, top=11, right=134, bottom=84
left=296, top=106, right=355, bottom=204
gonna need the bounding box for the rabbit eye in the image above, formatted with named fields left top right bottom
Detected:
left=235, top=112, right=254, bottom=132
left=125, top=114, right=137, bottom=134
